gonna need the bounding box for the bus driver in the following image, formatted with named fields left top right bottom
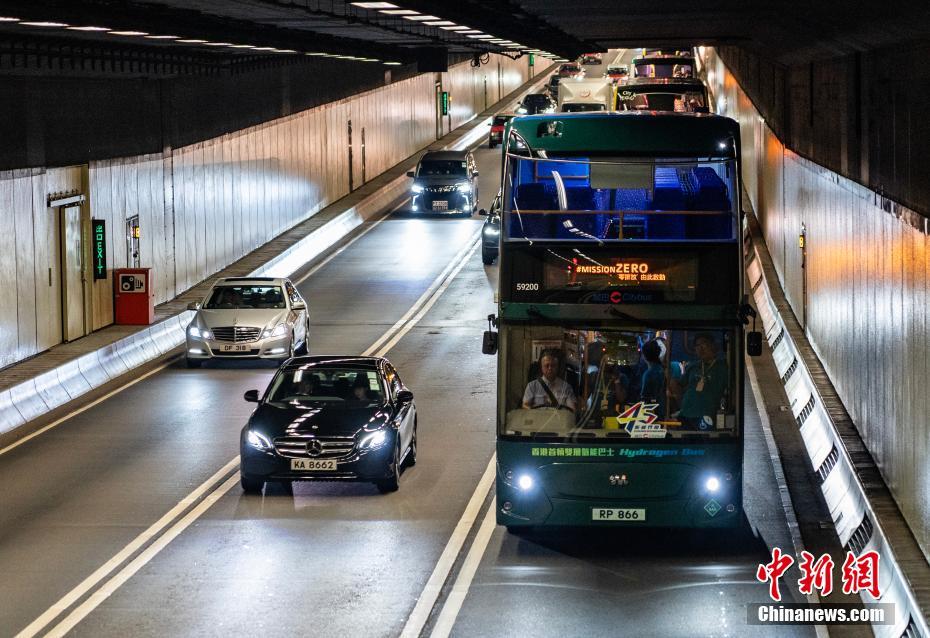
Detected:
left=522, top=352, right=577, bottom=412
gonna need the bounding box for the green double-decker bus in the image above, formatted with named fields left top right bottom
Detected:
left=485, top=111, right=751, bottom=529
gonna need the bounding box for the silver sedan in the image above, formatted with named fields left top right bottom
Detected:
left=185, top=276, right=309, bottom=367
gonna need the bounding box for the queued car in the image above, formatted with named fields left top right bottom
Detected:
left=240, top=356, right=417, bottom=494
left=479, top=193, right=502, bottom=265
left=488, top=113, right=515, bottom=149
left=185, top=277, right=309, bottom=367
left=580, top=53, right=603, bottom=65
left=546, top=74, right=561, bottom=99
left=516, top=93, right=556, bottom=115
left=557, top=63, right=584, bottom=78
left=408, top=150, right=479, bottom=214
left=606, top=65, right=629, bottom=84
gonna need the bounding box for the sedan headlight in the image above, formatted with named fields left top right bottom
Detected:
left=483, top=225, right=500, bottom=236
left=516, top=106, right=527, bottom=114
left=261, top=323, right=288, bottom=339
left=457, top=182, right=472, bottom=194
left=411, top=183, right=424, bottom=193
left=188, top=325, right=212, bottom=340
left=246, top=430, right=273, bottom=451
left=359, top=429, right=388, bottom=450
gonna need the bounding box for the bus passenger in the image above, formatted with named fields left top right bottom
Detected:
left=640, top=340, right=666, bottom=417
left=523, top=352, right=577, bottom=412
left=671, top=334, right=727, bottom=428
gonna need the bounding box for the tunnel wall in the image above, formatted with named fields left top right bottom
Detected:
left=0, top=54, right=544, bottom=368
left=701, top=48, right=930, bottom=562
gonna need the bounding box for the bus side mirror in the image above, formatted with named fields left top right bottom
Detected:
left=747, top=331, right=763, bottom=357
left=482, top=331, right=498, bottom=355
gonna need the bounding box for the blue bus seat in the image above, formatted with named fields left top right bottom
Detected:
left=603, top=188, right=649, bottom=239
left=556, top=187, right=610, bottom=238
left=687, top=168, right=732, bottom=239
left=510, top=183, right=557, bottom=238
left=648, top=168, right=687, bottom=238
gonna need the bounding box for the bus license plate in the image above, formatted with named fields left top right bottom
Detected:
left=432, top=200, right=448, bottom=211
left=221, top=344, right=249, bottom=352
left=291, top=459, right=337, bottom=471
left=592, top=508, right=646, bottom=521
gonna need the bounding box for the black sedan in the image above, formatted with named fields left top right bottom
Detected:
left=479, top=193, right=502, bottom=265
left=240, top=356, right=417, bottom=494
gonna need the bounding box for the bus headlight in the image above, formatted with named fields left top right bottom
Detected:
left=704, top=476, right=721, bottom=493
left=517, top=474, right=534, bottom=491
left=246, top=430, right=272, bottom=451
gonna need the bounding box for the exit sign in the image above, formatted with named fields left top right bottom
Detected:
left=529, top=53, right=535, bottom=66
left=440, top=91, right=450, bottom=116
left=92, top=219, right=107, bottom=280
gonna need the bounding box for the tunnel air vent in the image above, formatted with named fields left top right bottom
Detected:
left=901, top=615, right=922, bottom=638
left=845, top=514, right=875, bottom=556
left=781, top=357, right=799, bottom=384
left=796, top=395, right=816, bottom=427
left=816, top=445, right=839, bottom=484
left=771, top=328, right=785, bottom=350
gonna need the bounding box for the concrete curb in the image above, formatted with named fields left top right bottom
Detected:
left=0, top=65, right=553, bottom=444
left=746, top=215, right=929, bottom=637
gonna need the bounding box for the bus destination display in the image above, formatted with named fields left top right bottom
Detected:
left=542, top=254, right=698, bottom=303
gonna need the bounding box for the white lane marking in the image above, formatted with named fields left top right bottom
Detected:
left=0, top=359, right=176, bottom=458
left=42, top=474, right=241, bottom=638
left=292, top=197, right=410, bottom=285
left=363, top=228, right=481, bottom=357
left=428, top=498, right=498, bottom=638
left=18, top=211, right=485, bottom=637
left=400, top=456, right=496, bottom=638
left=372, top=234, right=481, bottom=358
left=13, top=458, right=239, bottom=638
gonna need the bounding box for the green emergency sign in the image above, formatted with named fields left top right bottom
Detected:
left=440, top=91, right=450, bottom=116
left=92, top=218, right=107, bottom=280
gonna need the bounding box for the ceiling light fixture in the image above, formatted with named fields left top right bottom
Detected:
left=0, top=17, right=20, bottom=22
left=422, top=20, right=456, bottom=26
left=440, top=25, right=470, bottom=31
left=383, top=61, right=402, bottom=65
left=467, top=34, right=495, bottom=39
left=107, top=30, right=148, bottom=36
left=457, top=30, right=482, bottom=34
left=67, top=26, right=111, bottom=32
left=228, top=44, right=257, bottom=48
left=145, top=34, right=180, bottom=39
left=403, top=15, right=439, bottom=21
left=204, top=41, right=233, bottom=46
left=379, top=9, right=419, bottom=15
left=350, top=2, right=398, bottom=8
left=20, top=21, right=69, bottom=27
left=176, top=39, right=208, bottom=44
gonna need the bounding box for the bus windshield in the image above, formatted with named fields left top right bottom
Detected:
left=616, top=91, right=706, bottom=112
left=504, top=155, right=737, bottom=242
left=499, top=326, right=737, bottom=441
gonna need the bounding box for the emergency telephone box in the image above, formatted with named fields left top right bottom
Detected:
left=114, top=268, right=155, bottom=325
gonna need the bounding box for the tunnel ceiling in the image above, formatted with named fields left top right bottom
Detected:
left=0, top=0, right=929, bottom=68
